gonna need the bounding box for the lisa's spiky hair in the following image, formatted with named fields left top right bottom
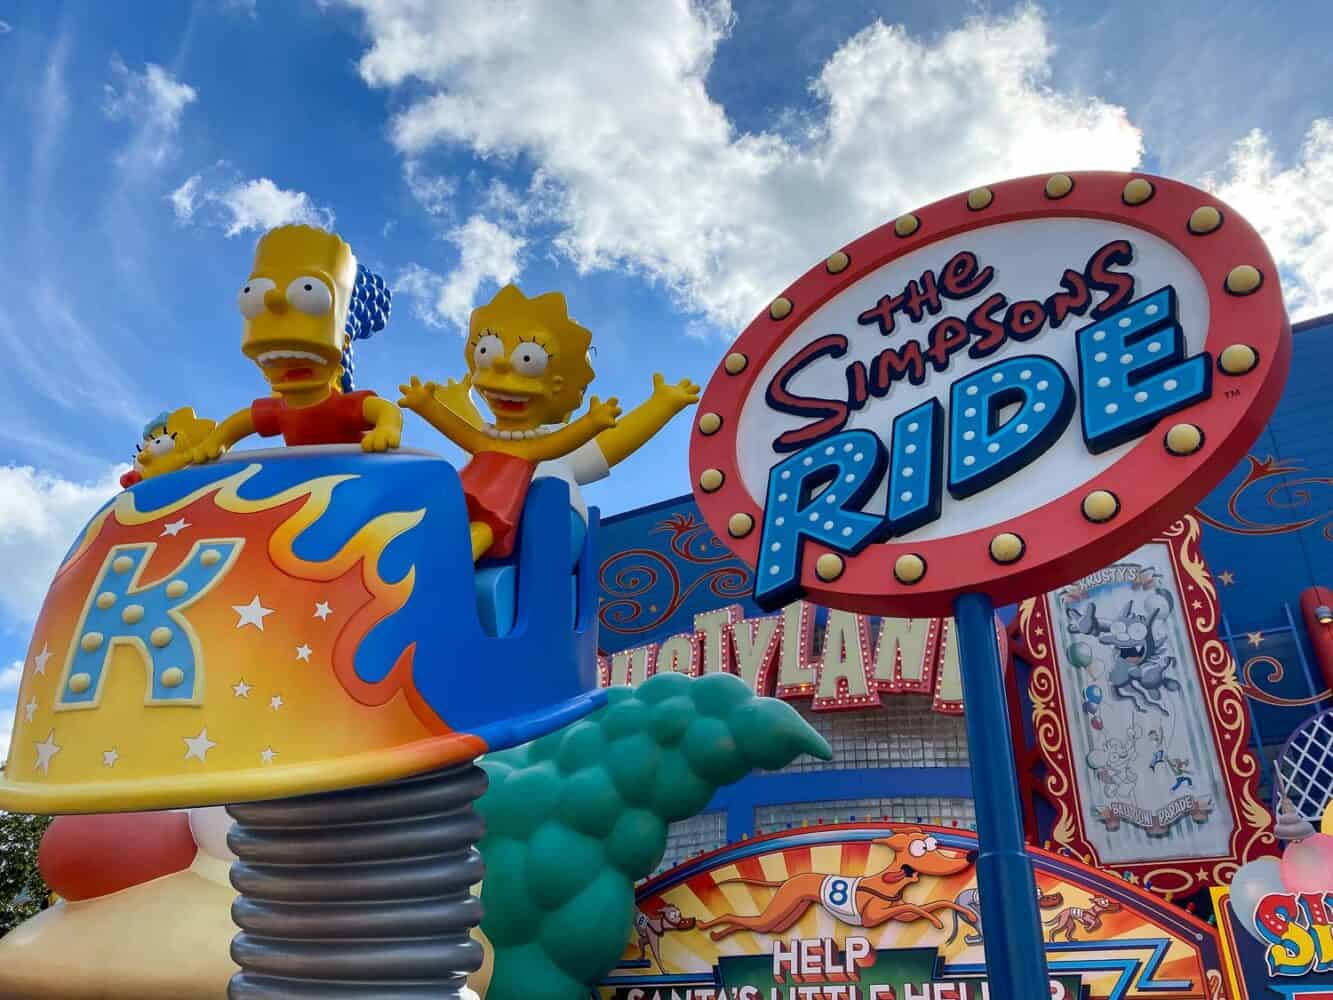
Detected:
left=468, top=284, right=596, bottom=413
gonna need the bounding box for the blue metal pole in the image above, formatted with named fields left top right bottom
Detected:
left=952, top=591, right=1050, bottom=998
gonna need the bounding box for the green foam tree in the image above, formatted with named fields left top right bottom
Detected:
left=478, top=672, right=831, bottom=1000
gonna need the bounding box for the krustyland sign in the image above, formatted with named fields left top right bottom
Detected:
left=690, top=172, right=1290, bottom=617
left=596, top=603, right=1006, bottom=714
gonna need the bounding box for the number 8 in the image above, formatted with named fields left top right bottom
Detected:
left=829, top=879, right=849, bottom=905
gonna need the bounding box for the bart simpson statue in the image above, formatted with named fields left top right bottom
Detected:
left=193, top=225, right=402, bottom=461
left=399, top=284, right=629, bottom=562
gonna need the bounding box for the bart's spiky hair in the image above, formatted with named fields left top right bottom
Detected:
left=468, top=284, right=596, bottom=413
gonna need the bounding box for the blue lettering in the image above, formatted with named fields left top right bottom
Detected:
left=58, top=540, right=241, bottom=707
left=754, top=430, right=887, bottom=610
left=947, top=356, right=1074, bottom=499
left=885, top=399, right=943, bottom=535
left=1076, top=287, right=1211, bottom=453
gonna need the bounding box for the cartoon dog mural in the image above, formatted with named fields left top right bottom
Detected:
left=697, top=828, right=975, bottom=940
left=947, top=886, right=1065, bottom=946
left=633, top=903, right=696, bottom=971
left=1044, top=894, right=1122, bottom=942
left=1066, top=593, right=1181, bottom=715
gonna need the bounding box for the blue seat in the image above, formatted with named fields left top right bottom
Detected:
left=475, top=507, right=588, bottom=637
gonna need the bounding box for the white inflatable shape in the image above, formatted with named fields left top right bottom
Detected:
left=188, top=806, right=238, bottom=863
left=1229, top=856, right=1285, bottom=944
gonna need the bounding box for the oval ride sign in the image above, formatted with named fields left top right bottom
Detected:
left=690, top=172, right=1291, bottom=617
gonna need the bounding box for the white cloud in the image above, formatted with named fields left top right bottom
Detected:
left=344, top=2, right=1143, bottom=331
left=0, top=661, right=21, bottom=693
left=32, top=26, right=71, bottom=195
left=403, top=160, right=455, bottom=216
left=398, top=215, right=524, bottom=331
left=1203, top=120, right=1333, bottom=321
left=103, top=59, right=198, bottom=170
left=169, top=173, right=335, bottom=236
left=169, top=173, right=202, bottom=221
left=0, top=465, right=122, bottom=627
left=0, top=707, right=12, bottom=764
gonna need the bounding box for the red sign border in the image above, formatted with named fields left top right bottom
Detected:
left=1015, top=513, right=1277, bottom=899
left=690, top=171, right=1291, bottom=617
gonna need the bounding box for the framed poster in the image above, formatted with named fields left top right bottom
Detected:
left=1019, top=514, right=1276, bottom=895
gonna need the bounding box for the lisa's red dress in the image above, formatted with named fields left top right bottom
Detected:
left=460, top=450, right=537, bottom=558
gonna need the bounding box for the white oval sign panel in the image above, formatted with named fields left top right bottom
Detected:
left=690, top=172, right=1290, bottom=616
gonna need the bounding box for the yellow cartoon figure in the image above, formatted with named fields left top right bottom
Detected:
left=399, top=284, right=626, bottom=562
left=119, top=407, right=216, bottom=488
left=193, top=225, right=402, bottom=461
left=429, top=369, right=700, bottom=522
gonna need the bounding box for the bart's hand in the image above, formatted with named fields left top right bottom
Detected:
left=652, top=373, right=701, bottom=410
left=362, top=423, right=401, bottom=453
left=588, top=395, right=622, bottom=430
left=191, top=433, right=228, bottom=464
left=397, top=376, right=437, bottom=411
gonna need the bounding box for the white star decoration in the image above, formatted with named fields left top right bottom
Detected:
left=233, top=595, right=274, bottom=630
left=23, top=698, right=37, bottom=723
left=295, top=643, right=312, bottom=662
left=232, top=679, right=252, bottom=698
left=313, top=601, right=333, bottom=621
left=184, top=728, right=217, bottom=762
left=32, top=644, right=52, bottom=675
left=161, top=518, right=190, bottom=537
left=269, top=695, right=283, bottom=711
left=34, top=731, right=60, bottom=774
left=103, top=748, right=119, bottom=768
left=260, top=747, right=277, bottom=765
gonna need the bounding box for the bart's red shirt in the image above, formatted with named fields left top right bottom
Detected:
left=251, top=390, right=376, bottom=447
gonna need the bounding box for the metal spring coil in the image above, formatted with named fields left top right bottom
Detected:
left=226, top=761, right=488, bottom=999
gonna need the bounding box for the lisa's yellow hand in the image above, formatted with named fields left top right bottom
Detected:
left=432, top=374, right=475, bottom=413
left=651, top=373, right=701, bottom=410
left=362, top=423, right=401, bottom=453
left=398, top=376, right=438, bottom=412
left=587, top=395, right=622, bottom=430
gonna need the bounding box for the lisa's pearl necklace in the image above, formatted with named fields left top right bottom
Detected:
left=482, top=424, right=554, bottom=441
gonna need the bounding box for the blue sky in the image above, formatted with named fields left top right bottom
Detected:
left=0, top=0, right=1330, bottom=752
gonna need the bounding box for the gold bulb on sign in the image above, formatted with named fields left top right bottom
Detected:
left=1225, top=265, right=1262, bottom=295
left=1219, top=344, right=1258, bottom=375
left=727, top=513, right=753, bottom=538
left=1082, top=490, right=1119, bottom=523
left=815, top=553, right=845, bottom=582
left=893, top=553, right=926, bottom=584
left=989, top=532, right=1025, bottom=564
left=1045, top=174, right=1074, bottom=199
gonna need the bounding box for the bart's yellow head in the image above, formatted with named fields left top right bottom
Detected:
left=238, top=226, right=357, bottom=397
left=467, top=284, right=595, bottom=430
